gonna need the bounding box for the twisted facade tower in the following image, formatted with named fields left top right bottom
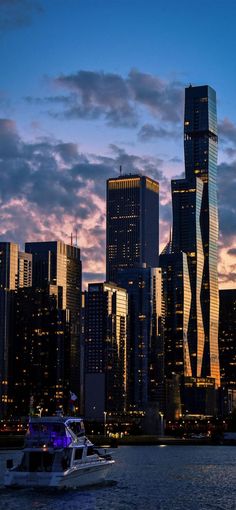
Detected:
left=171, top=85, right=220, bottom=387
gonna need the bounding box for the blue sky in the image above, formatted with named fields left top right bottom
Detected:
left=1, top=0, right=236, bottom=287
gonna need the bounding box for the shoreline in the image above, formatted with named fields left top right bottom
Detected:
left=0, top=434, right=235, bottom=449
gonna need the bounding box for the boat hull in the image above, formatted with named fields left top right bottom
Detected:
left=4, top=460, right=114, bottom=488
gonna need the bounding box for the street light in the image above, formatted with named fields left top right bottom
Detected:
left=36, top=406, right=43, bottom=417
left=104, top=411, right=107, bottom=437
left=159, top=412, right=164, bottom=437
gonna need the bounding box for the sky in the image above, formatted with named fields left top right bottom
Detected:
left=1, top=0, right=236, bottom=288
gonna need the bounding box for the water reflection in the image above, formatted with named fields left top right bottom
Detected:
left=0, top=446, right=235, bottom=510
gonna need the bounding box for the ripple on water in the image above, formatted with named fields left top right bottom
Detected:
left=0, top=446, right=236, bottom=510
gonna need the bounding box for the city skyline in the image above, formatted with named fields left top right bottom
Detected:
left=1, top=1, right=236, bottom=289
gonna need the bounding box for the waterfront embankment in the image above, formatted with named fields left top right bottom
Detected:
left=0, top=433, right=235, bottom=449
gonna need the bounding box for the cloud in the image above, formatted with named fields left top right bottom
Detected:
left=1, top=116, right=235, bottom=287
left=27, top=69, right=184, bottom=129
left=53, top=70, right=138, bottom=127
left=0, top=0, right=43, bottom=32
left=127, top=70, right=184, bottom=122
left=217, top=160, right=236, bottom=286
left=0, top=118, right=168, bottom=287
left=218, top=161, right=236, bottom=238
left=83, top=272, right=105, bottom=283
left=227, top=248, right=236, bottom=256
left=0, top=119, right=21, bottom=157
left=138, top=123, right=177, bottom=142
left=218, top=118, right=236, bottom=145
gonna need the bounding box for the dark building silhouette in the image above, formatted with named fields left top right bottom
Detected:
left=116, top=267, right=163, bottom=411
left=0, top=242, right=18, bottom=417
left=106, top=174, right=161, bottom=415
left=219, top=289, right=236, bottom=388
left=10, top=285, right=71, bottom=416
left=106, top=175, right=159, bottom=282
left=25, top=241, right=82, bottom=401
left=219, top=290, right=236, bottom=413
left=84, top=282, right=128, bottom=420
left=160, top=85, right=220, bottom=417
left=159, top=251, right=191, bottom=379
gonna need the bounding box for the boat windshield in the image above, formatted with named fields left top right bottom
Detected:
left=27, top=422, right=72, bottom=448
left=66, top=420, right=85, bottom=437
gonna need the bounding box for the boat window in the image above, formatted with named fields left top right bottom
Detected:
left=28, top=422, right=71, bottom=448
left=19, top=453, right=27, bottom=471
left=52, top=424, right=64, bottom=435
left=74, top=448, right=83, bottom=460
left=28, top=452, right=55, bottom=472
left=69, top=422, right=81, bottom=436
left=87, top=446, right=95, bottom=456
left=67, top=420, right=85, bottom=437
left=61, top=448, right=72, bottom=471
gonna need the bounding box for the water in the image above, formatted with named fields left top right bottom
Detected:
left=0, top=446, right=235, bottom=510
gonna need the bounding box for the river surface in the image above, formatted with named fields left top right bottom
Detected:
left=0, top=446, right=235, bottom=510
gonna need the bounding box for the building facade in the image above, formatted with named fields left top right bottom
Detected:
left=160, top=85, right=220, bottom=417
left=0, top=242, right=18, bottom=417
left=84, top=282, right=128, bottom=420
left=172, top=85, right=220, bottom=385
left=116, top=267, right=163, bottom=411
left=18, top=251, right=32, bottom=288
left=25, top=241, right=82, bottom=400
left=219, top=289, right=236, bottom=392
left=10, top=285, right=71, bottom=416
left=106, top=175, right=159, bottom=282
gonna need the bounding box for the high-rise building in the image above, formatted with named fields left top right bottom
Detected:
left=160, top=85, right=220, bottom=416
left=10, top=284, right=71, bottom=416
left=18, top=251, right=32, bottom=288
left=106, top=175, right=159, bottom=282
left=172, top=85, right=220, bottom=384
left=25, top=241, right=81, bottom=310
left=218, top=289, right=236, bottom=415
left=159, top=251, right=191, bottom=381
left=25, top=241, right=82, bottom=400
left=116, top=267, right=163, bottom=410
left=0, top=242, right=18, bottom=290
left=84, top=282, right=128, bottom=420
left=0, top=242, right=18, bottom=416
left=219, top=290, right=236, bottom=390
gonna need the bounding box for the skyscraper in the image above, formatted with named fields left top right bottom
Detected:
left=219, top=289, right=236, bottom=390
left=25, top=241, right=82, bottom=401
left=116, top=267, right=163, bottom=410
left=11, top=284, right=71, bottom=416
left=0, top=242, right=18, bottom=416
left=160, top=85, right=220, bottom=416
left=0, top=242, right=18, bottom=291
left=84, top=282, right=128, bottom=420
left=18, top=251, right=32, bottom=288
left=172, top=85, right=220, bottom=385
left=218, top=289, right=236, bottom=415
left=106, top=175, right=159, bottom=282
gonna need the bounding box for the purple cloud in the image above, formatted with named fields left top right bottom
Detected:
left=0, top=0, right=43, bottom=32
left=26, top=69, right=184, bottom=128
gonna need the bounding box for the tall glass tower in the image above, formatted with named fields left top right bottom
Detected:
left=171, top=85, right=220, bottom=388
left=106, top=175, right=159, bottom=282
left=106, top=174, right=161, bottom=413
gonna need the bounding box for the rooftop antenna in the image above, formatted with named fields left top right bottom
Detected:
left=75, top=228, right=78, bottom=247
left=119, top=165, right=122, bottom=176
left=70, top=232, right=73, bottom=246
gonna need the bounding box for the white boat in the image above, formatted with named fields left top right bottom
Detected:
left=4, top=415, right=114, bottom=488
